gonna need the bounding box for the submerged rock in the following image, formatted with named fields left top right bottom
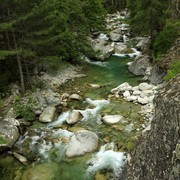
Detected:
left=65, top=130, right=98, bottom=157
left=88, top=84, right=101, bottom=89
left=21, top=162, right=58, bottom=180
left=39, top=106, right=56, bottom=123
left=102, top=115, right=125, bottom=125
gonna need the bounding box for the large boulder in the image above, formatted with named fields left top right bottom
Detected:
left=65, top=130, right=99, bottom=157
left=148, top=64, right=166, bottom=85
left=39, top=106, right=56, bottom=123
left=66, top=110, right=83, bottom=125
left=0, top=120, right=20, bottom=151
left=111, top=82, right=132, bottom=94
left=136, top=37, right=150, bottom=52
left=128, top=55, right=152, bottom=76
left=109, top=29, right=123, bottom=42
left=138, top=82, right=153, bottom=91
left=114, top=43, right=128, bottom=54
left=127, top=75, right=180, bottom=180
left=92, top=39, right=114, bottom=60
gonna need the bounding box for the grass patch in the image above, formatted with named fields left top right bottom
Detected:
left=0, top=136, right=7, bottom=145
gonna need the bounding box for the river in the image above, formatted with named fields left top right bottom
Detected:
left=0, top=54, right=145, bottom=180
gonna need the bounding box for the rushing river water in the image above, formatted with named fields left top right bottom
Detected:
left=0, top=55, right=145, bottom=180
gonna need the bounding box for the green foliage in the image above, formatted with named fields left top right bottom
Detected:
left=127, top=0, right=165, bottom=37
left=0, top=50, right=18, bottom=60
left=0, top=0, right=107, bottom=92
left=164, top=60, right=180, bottom=80
left=13, top=96, right=38, bottom=121
left=153, top=20, right=180, bottom=57
left=0, top=136, right=7, bottom=145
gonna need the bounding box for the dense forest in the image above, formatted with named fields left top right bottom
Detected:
left=0, top=0, right=179, bottom=93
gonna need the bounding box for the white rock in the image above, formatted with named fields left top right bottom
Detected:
left=126, top=95, right=137, bottom=102
left=137, top=97, right=149, bottom=105
left=133, top=90, right=141, bottom=95
left=39, top=106, right=56, bottom=123
left=65, top=130, right=98, bottom=157
left=139, top=83, right=153, bottom=91
left=142, top=90, right=154, bottom=97
left=61, top=93, right=70, bottom=100
left=66, top=111, right=83, bottom=125
left=142, top=124, right=151, bottom=132
left=140, top=92, right=146, bottom=98
left=132, top=86, right=139, bottom=91
left=114, top=43, right=127, bottom=53
left=88, top=84, right=101, bottom=89
left=69, top=94, right=82, bottom=101
left=123, top=91, right=131, bottom=97
left=111, top=82, right=132, bottom=93
left=102, top=115, right=125, bottom=124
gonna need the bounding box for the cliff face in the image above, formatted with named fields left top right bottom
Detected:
left=127, top=75, right=180, bottom=180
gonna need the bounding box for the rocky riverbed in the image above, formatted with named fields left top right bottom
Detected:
left=0, top=11, right=162, bottom=180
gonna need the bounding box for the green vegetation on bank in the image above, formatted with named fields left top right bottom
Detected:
left=127, top=0, right=180, bottom=58
left=164, top=61, right=180, bottom=80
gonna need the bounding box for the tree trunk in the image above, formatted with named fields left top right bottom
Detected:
left=7, top=8, right=25, bottom=93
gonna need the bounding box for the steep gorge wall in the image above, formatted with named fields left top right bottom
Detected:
left=127, top=75, right=180, bottom=180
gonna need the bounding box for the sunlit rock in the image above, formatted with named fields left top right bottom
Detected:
left=65, top=130, right=98, bottom=158
left=13, top=152, right=28, bottom=165
left=66, top=110, right=83, bottom=125
left=123, top=91, right=131, bottom=98
left=111, top=82, right=132, bottom=94
left=39, top=106, right=56, bottom=123
left=69, top=94, right=82, bottom=101
left=102, top=115, right=125, bottom=125
left=0, top=121, right=19, bottom=151
left=138, top=82, right=153, bottom=91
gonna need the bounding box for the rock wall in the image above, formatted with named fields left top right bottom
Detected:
left=127, top=75, right=180, bottom=180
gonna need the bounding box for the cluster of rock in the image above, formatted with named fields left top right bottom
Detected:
left=89, top=11, right=134, bottom=61
left=34, top=65, right=86, bottom=91
left=34, top=90, right=83, bottom=123
left=127, top=75, right=180, bottom=180
left=111, top=82, right=160, bottom=123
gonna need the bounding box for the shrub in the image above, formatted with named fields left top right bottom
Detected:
left=153, top=20, right=180, bottom=57
left=13, top=96, right=38, bottom=121
left=164, top=60, right=180, bottom=80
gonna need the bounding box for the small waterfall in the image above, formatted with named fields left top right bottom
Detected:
left=86, top=143, right=126, bottom=178
left=79, top=98, right=110, bottom=122
left=113, top=47, right=141, bottom=58
left=83, top=56, right=108, bottom=67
